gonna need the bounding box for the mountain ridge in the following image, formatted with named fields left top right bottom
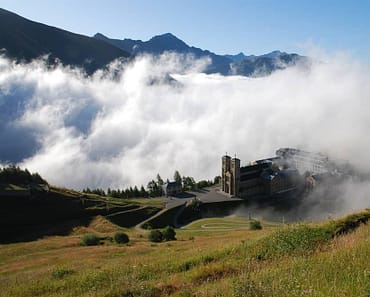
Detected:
left=94, top=32, right=233, bottom=75
left=0, top=7, right=306, bottom=76
left=0, top=8, right=130, bottom=74
left=94, top=32, right=306, bottom=76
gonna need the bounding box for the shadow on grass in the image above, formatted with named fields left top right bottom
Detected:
left=0, top=190, right=140, bottom=244
left=0, top=217, right=94, bottom=244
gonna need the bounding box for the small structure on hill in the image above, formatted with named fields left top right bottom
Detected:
left=162, top=181, right=182, bottom=196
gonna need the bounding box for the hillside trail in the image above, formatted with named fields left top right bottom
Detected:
left=134, top=200, right=187, bottom=231
left=106, top=205, right=146, bottom=217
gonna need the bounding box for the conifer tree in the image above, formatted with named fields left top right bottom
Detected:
left=174, top=170, right=182, bottom=184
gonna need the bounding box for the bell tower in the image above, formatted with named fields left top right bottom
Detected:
left=231, top=157, right=240, bottom=196
left=222, top=154, right=240, bottom=196
left=222, top=155, right=231, bottom=193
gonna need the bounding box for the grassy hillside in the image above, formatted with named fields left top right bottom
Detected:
left=0, top=208, right=369, bottom=296
left=0, top=184, right=164, bottom=243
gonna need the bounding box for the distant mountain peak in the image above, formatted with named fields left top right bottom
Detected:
left=261, top=50, right=285, bottom=58
left=224, top=52, right=246, bottom=62
left=94, top=32, right=106, bottom=38
left=151, top=32, right=177, bottom=39
left=0, top=8, right=305, bottom=78
left=148, top=33, right=189, bottom=51
left=93, top=31, right=306, bottom=77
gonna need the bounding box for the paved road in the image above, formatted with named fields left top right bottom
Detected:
left=134, top=206, right=174, bottom=231
left=135, top=187, right=242, bottom=230
left=165, top=186, right=241, bottom=209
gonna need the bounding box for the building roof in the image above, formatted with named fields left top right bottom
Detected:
left=240, top=162, right=269, bottom=173
left=162, top=181, right=181, bottom=189
left=255, top=157, right=280, bottom=164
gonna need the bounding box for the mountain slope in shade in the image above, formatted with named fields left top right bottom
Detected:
left=94, top=32, right=307, bottom=76
left=0, top=8, right=130, bottom=74
left=223, top=52, right=247, bottom=62
left=230, top=52, right=305, bottom=76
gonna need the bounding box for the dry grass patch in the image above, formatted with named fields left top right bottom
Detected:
left=71, top=215, right=124, bottom=235
left=329, top=220, right=370, bottom=250
left=188, top=262, right=238, bottom=285
left=1, top=209, right=369, bottom=297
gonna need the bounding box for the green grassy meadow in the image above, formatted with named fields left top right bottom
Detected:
left=0, top=209, right=369, bottom=297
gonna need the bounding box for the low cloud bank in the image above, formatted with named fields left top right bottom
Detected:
left=1, top=50, right=370, bottom=216
left=233, top=177, right=370, bottom=222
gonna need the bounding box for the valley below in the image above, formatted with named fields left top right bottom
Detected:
left=0, top=182, right=369, bottom=297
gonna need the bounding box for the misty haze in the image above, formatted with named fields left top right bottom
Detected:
left=1, top=53, right=370, bottom=187
left=1, top=50, right=370, bottom=218
left=1, top=4, right=370, bottom=296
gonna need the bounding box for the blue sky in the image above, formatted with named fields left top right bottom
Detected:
left=1, top=0, right=370, bottom=60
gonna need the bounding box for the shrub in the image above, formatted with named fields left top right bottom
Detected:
left=114, top=232, right=129, bottom=244
left=81, top=233, right=100, bottom=246
left=249, top=220, right=262, bottom=230
left=51, top=265, right=74, bottom=279
left=148, top=230, right=163, bottom=242
left=142, top=222, right=152, bottom=230
left=162, top=226, right=176, bottom=241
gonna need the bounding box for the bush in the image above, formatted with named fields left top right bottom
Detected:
left=148, top=230, right=163, bottom=242
left=114, top=232, right=129, bottom=244
left=162, top=226, right=176, bottom=241
left=51, top=265, right=74, bottom=279
left=249, top=220, right=262, bottom=230
left=81, top=233, right=100, bottom=246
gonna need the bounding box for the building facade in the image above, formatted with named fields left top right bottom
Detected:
left=276, top=148, right=330, bottom=175
left=221, top=155, right=240, bottom=196
left=162, top=181, right=182, bottom=196
left=221, top=148, right=334, bottom=198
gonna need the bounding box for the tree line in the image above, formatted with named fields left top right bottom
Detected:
left=83, top=171, right=221, bottom=199
left=0, top=165, right=46, bottom=185
left=0, top=165, right=222, bottom=199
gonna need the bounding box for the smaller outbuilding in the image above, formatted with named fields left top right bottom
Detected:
left=162, top=181, right=182, bottom=197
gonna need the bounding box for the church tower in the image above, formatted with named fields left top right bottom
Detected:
left=221, top=154, right=240, bottom=196
left=231, top=157, right=240, bottom=196
left=222, top=155, right=231, bottom=193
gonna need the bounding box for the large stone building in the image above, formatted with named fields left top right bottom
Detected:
left=221, top=148, right=336, bottom=198
left=276, top=148, right=330, bottom=175
left=221, top=155, right=240, bottom=195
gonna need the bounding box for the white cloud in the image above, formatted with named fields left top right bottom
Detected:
left=0, top=50, right=369, bottom=211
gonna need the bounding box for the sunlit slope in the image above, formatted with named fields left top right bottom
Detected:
left=0, top=208, right=369, bottom=296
